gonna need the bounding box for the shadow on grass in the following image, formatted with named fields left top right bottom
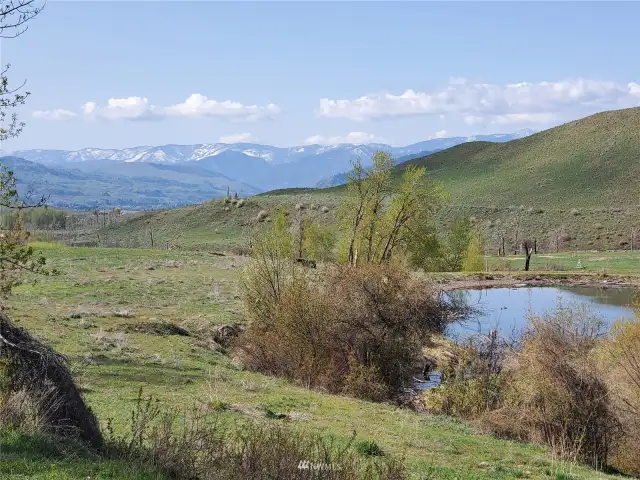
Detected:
left=81, top=359, right=205, bottom=388
left=0, top=429, right=162, bottom=479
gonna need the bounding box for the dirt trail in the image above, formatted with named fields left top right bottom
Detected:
left=436, top=274, right=640, bottom=292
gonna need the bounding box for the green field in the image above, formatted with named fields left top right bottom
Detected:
left=0, top=429, right=161, bottom=479
left=0, top=245, right=627, bottom=479
left=487, top=250, right=640, bottom=275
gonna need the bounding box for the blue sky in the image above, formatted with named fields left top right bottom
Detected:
left=4, top=1, right=640, bottom=151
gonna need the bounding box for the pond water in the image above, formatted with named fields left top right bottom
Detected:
left=414, top=286, right=637, bottom=390
left=446, top=286, right=636, bottom=339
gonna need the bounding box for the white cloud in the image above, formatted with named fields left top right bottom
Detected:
left=33, top=95, right=280, bottom=123
left=82, top=102, right=97, bottom=116
left=163, top=94, right=280, bottom=121
left=433, top=130, right=448, bottom=139
left=490, top=113, right=557, bottom=126
left=464, top=115, right=485, bottom=126
left=464, top=113, right=557, bottom=127
left=32, top=109, right=77, bottom=121
left=82, top=97, right=156, bottom=121
left=218, top=133, right=257, bottom=144
left=318, top=78, right=640, bottom=121
left=304, top=131, right=383, bottom=145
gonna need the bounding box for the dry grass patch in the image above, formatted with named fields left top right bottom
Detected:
left=91, top=330, right=133, bottom=353
left=116, top=322, right=190, bottom=337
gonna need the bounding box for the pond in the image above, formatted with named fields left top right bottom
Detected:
left=414, top=286, right=637, bottom=390
left=446, top=286, right=636, bottom=339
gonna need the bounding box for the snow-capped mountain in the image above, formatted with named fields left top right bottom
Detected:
left=12, top=143, right=369, bottom=166
left=1, top=130, right=535, bottom=208
left=9, top=130, right=534, bottom=167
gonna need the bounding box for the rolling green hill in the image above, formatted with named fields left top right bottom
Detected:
left=98, top=107, right=640, bottom=253
left=401, top=106, right=640, bottom=208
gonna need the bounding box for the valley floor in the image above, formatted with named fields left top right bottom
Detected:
left=1, top=246, right=633, bottom=479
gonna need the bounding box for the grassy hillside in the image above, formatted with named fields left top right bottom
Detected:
left=94, top=192, right=342, bottom=250
left=402, top=106, right=640, bottom=208
left=2, top=245, right=627, bottom=479
left=96, top=107, right=640, bottom=253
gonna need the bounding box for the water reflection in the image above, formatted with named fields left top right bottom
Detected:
left=446, top=287, right=636, bottom=339
left=414, top=287, right=637, bottom=391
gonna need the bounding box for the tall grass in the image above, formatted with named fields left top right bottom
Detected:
left=104, top=389, right=408, bottom=480
left=0, top=387, right=408, bottom=480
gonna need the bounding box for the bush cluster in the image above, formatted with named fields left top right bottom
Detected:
left=424, top=304, right=640, bottom=473
left=239, top=262, right=448, bottom=400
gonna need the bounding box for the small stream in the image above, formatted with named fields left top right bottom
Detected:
left=414, top=286, right=637, bottom=390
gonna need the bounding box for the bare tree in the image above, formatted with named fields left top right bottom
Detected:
left=1, top=1, right=45, bottom=142
left=296, top=212, right=305, bottom=259
left=522, top=238, right=534, bottom=271
left=340, top=158, right=375, bottom=265
left=512, top=210, right=523, bottom=254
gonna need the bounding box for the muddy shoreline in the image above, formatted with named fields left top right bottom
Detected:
left=436, top=273, right=640, bottom=292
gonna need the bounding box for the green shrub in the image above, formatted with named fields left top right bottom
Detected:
left=303, top=222, right=337, bottom=262
left=462, top=234, right=485, bottom=272
left=238, top=263, right=448, bottom=400
left=242, top=208, right=295, bottom=327
left=598, top=320, right=640, bottom=475
left=429, top=306, right=621, bottom=471
left=355, top=439, right=383, bottom=457
left=444, top=217, right=473, bottom=271
left=263, top=407, right=287, bottom=420
left=209, top=399, right=229, bottom=411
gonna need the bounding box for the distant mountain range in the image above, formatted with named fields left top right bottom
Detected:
left=314, top=150, right=439, bottom=188
left=1, top=129, right=534, bottom=210
left=0, top=156, right=260, bottom=211
left=11, top=130, right=534, bottom=167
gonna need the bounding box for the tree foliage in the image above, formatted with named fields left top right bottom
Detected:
left=445, top=217, right=473, bottom=271
left=301, top=219, right=336, bottom=262
left=0, top=1, right=45, bottom=141
left=407, top=222, right=444, bottom=271
left=242, top=208, right=297, bottom=326
left=0, top=207, right=68, bottom=230
left=462, top=233, right=485, bottom=272
left=338, top=150, right=445, bottom=266
left=0, top=0, right=52, bottom=294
